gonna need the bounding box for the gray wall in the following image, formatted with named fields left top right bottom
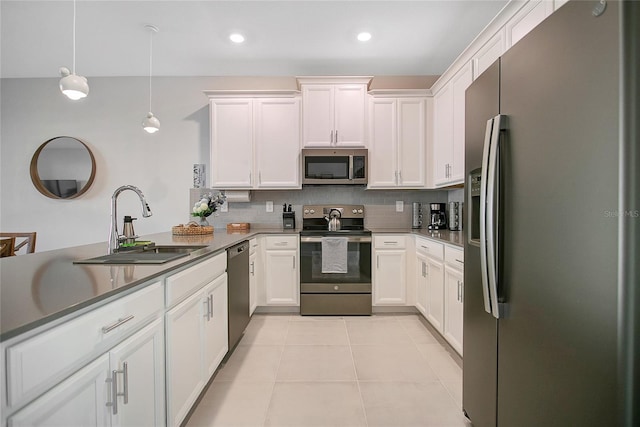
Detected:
left=1, top=75, right=453, bottom=251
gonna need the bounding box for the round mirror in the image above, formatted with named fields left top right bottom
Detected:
left=30, top=136, right=96, bottom=199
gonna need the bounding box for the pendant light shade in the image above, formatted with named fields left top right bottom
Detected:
left=143, top=25, right=160, bottom=134
left=60, top=0, right=89, bottom=100
left=142, top=112, right=160, bottom=133
left=59, top=67, right=89, bottom=100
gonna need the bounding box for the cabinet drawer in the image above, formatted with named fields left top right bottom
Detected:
left=264, top=235, right=298, bottom=250
left=374, top=235, right=406, bottom=249
left=166, top=252, right=226, bottom=307
left=249, top=238, right=258, bottom=255
left=415, top=237, right=444, bottom=260
left=6, top=281, right=163, bottom=407
left=445, top=246, right=464, bottom=269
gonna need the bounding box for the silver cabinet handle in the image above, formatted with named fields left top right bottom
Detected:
left=122, top=362, right=129, bottom=404
left=274, top=242, right=288, bottom=246
left=455, top=258, right=463, bottom=264
left=250, top=261, right=255, bottom=275
left=335, top=130, right=338, bottom=144
left=102, top=315, right=135, bottom=334
left=109, top=369, right=119, bottom=415
left=421, top=245, right=428, bottom=250
left=422, top=261, right=426, bottom=277
left=209, top=294, right=214, bottom=319
left=258, top=171, right=262, bottom=184
left=203, top=298, right=211, bottom=321
left=457, top=280, right=461, bottom=301
left=249, top=171, right=252, bottom=184
left=376, top=255, right=379, bottom=269
left=330, top=130, right=334, bottom=144
left=292, top=256, right=296, bottom=269
left=383, top=241, right=398, bottom=245
left=398, top=170, right=402, bottom=183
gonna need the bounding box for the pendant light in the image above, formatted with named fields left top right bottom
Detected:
left=142, top=25, right=160, bottom=133
left=59, top=0, right=89, bottom=100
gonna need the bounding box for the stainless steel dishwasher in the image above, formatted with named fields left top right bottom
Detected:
left=227, top=240, right=250, bottom=353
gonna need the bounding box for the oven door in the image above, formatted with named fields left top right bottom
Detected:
left=299, top=235, right=372, bottom=292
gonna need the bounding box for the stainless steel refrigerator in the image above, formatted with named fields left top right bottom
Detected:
left=463, top=1, right=639, bottom=426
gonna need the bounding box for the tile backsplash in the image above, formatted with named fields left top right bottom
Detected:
left=189, top=187, right=453, bottom=229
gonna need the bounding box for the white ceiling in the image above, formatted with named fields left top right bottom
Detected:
left=1, top=0, right=508, bottom=79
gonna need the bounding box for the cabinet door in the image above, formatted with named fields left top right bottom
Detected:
left=368, top=98, right=397, bottom=188
left=425, top=257, right=445, bottom=333
left=450, top=62, right=473, bottom=183
left=302, top=85, right=334, bottom=147
left=210, top=99, right=253, bottom=188
left=9, top=355, right=110, bottom=427
left=415, top=252, right=429, bottom=316
left=249, top=251, right=257, bottom=315
left=397, top=98, right=426, bottom=187
left=166, top=291, right=205, bottom=427
left=109, top=318, right=165, bottom=427
left=334, top=85, right=367, bottom=146
left=433, top=84, right=453, bottom=186
left=473, top=29, right=506, bottom=80
left=264, top=250, right=299, bottom=305
left=505, top=0, right=554, bottom=48
left=254, top=98, right=301, bottom=188
left=373, top=250, right=407, bottom=305
left=203, top=274, right=229, bottom=378
left=444, top=266, right=464, bottom=355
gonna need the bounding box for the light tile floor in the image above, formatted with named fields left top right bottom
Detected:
left=186, top=314, right=471, bottom=427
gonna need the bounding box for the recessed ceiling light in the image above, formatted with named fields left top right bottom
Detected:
left=229, top=33, right=245, bottom=43
left=357, top=32, right=372, bottom=42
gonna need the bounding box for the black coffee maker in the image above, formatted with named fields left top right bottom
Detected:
left=428, top=203, right=447, bottom=230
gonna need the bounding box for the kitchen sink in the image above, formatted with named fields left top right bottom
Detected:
left=74, top=245, right=208, bottom=265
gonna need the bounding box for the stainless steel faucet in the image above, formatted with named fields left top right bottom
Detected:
left=109, top=185, right=152, bottom=253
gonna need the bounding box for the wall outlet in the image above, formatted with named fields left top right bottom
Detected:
left=220, top=201, right=228, bottom=213
left=266, top=201, right=273, bottom=212
left=396, top=201, right=404, bottom=212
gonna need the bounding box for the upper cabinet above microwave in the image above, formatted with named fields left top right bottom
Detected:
left=297, top=77, right=372, bottom=148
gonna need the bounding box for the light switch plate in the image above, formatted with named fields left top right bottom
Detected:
left=266, top=201, right=273, bottom=212
left=396, top=201, right=404, bottom=212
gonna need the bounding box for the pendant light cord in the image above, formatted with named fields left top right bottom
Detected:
left=72, top=0, right=76, bottom=74
left=149, top=28, right=153, bottom=112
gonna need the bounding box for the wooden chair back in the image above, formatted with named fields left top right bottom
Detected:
left=0, top=232, right=37, bottom=255
left=0, top=237, right=16, bottom=257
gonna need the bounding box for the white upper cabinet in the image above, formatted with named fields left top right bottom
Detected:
left=505, top=0, right=554, bottom=49
left=368, top=92, right=427, bottom=189
left=207, top=91, right=301, bottom=190
left=254, top=98, right=301, bottom=188
left=473, top=29, right=506, bottom=80
left=298, top=77, right=371, bottom=147
left=432, top=62, right=472, bottom=187
left=209, top=99, right=254, bottom=188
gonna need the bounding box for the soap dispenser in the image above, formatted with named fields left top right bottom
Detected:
left=122, top=216, right=137, bottom=245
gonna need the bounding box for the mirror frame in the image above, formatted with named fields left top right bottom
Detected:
left=30, top=136, right=97, bottom=200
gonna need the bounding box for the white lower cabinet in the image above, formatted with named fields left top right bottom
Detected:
left=249, top=238, right=259, bottom=315
left=9, top=319, right=165, bottom=427
left=444, top=266, right=464, bottom=355
left=9, top=355, right=110, bottom=427
left=415, top=251, right=429, bottom=316
left=373, top=235, right=407, bottom=305
left=263, top=235, right=299, bottom=306
left=166, top=273, right=228, bottom=427
left=425, top=256, right=445, bottom=332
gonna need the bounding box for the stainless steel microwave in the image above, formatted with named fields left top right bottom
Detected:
left=302, top=148, right=368, bottom=185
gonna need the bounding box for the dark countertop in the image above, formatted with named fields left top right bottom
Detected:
left=0, top=227, right=461, bottom=343
left=369, top=228, right=464, bottom=248
left=0, top=228, right=291, bottom=342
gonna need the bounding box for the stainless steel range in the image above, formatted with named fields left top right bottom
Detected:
left=299, top=204, right=372, bottom=315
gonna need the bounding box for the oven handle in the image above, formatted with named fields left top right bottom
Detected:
left=300, top=236, right=372, bottom=243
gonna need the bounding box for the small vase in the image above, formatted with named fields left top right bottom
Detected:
left=198, top=216, right=210, bottom=227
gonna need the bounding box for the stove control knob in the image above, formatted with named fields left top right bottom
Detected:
left=304, top=209, right=309, bottom=214
left=310, top=209, right=315, bottom=214
left=357, top=209, right=363, bottom=214
left=352, top=209, right=357, bottom=214
left=334, top=285, right=339, bottom=291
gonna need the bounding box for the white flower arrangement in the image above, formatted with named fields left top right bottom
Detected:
left=191, top=192, right=226, bottom=218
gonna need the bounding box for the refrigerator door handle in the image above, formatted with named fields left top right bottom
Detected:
left=486, top=114, right=506, bottom=319
left=479, top=118, right=494, bottom=315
